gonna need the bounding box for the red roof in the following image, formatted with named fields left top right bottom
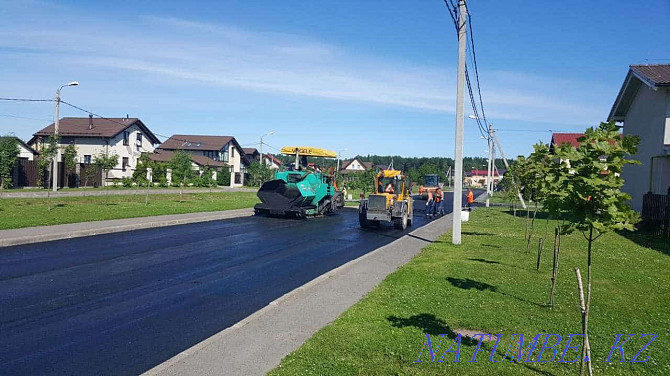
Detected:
left=470, top=169, right=498, bottom=176
left=266, top=154, right=283, bottom=165
left=551, top=133, right=584, bottom=148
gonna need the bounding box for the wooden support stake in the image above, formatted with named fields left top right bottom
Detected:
left=574, top=267, right=593, bottom=376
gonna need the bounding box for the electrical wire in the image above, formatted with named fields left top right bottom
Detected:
left=0, top=98, right=53, bottom=102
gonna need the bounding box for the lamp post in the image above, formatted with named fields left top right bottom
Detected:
left=259, top=131, right=274, bottom=167
left=53, top=81, right=79, bottom=192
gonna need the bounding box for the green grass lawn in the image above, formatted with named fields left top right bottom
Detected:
left=269, top=206, right=670, bottom=376
left=0, top=192, right=259, bottom=229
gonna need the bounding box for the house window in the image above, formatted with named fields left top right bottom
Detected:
left=222, top=144, right=230, bottom=163
left=123, top=131, right=129, bottom=146
left=84, top=155, right=92, bottom=164
left=122, top=157, right=129, bottom=171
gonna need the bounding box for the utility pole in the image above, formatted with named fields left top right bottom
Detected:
left=486, top=123, right=493, bottom=207
left=491, top=129, right=527, bottom=209
left=452, top=0, right=467, bottom=245
left=52, top=81, right=78, bottom=192
left=260, top=131, right=274, bottom=167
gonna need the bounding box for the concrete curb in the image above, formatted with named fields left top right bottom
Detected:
left=144, top=212, right=454, bottom=376
left=0, top=187, right=257, bottom=199
left=0, top=209, right=254, bottom=248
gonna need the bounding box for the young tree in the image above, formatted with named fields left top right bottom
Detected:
left=37, top=134, right=60, bottom=211
left=552, top=121, right=640, bottom=376
left=169, top=150, right=195, bottom=200
left=246, top=162, right=274, bottom=187
left=216, top=167, right=231, bottom=187
left=62, top=144, right=78, bottom=188
left=0, top=136, right=20, bottom=189
left=95, top=152, right=119, bottom=191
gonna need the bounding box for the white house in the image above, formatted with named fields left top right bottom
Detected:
left=264, top=154, right=283, bottom=170
left=156, top=134, right=246, bottom=187
left=28, top=116, right=160, bottom=181
left=340, top=156, right=372, bottom=174
left=12, top=137, right=39, bottom=161
left=608, top=64, right=670, bottom=212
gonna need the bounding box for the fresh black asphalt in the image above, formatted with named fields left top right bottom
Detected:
left=0, top=194, right=453, bottom=375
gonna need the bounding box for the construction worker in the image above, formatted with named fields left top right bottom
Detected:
left=466, top=189, right=474, bottom=211
left=435, top=187, right=445, bottom=216
left=426, top=190, right=435, bottom=218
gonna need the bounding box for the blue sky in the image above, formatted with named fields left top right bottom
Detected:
left=1, top=0, right=669, bottom=159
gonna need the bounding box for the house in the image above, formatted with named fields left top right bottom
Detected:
left=5, top=137, right=39, bottom=161
left=465, top=169, right=500, bottom=188
left=242, top=148, right=260, bottom=165
left=608, top=64, right=670, bottom=211
left=549, top=133, right=584, bottom=152
left=147, top=149, right=226, bottom=183
left=156, top=134, right=246, bottom=187
left=340, top=156, right=373, bottom=174
left=29, top=116, right=160, bottom=181
left=264, top=154, right=283, bottom=170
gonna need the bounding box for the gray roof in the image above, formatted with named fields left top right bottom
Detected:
left=608, top=64, right=670, bottom=122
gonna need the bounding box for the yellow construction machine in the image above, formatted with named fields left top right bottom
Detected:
left=358, top=169, right=413, bottom=229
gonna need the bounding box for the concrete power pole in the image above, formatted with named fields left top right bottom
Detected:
left=485, top=123, right=493, bottom=207
left=452, top=0, right=467, bottom=245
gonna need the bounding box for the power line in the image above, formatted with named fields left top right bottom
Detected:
left=0, top=114, right=53, bottom=121
left=0, top=97, right=53, bottom=102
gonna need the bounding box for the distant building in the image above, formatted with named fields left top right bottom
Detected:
left=156, top=135, right=246, bottom=187
left=264, top=154, right=283, bottom=170
left=242, top=148, right=260, bottom=165
left=465, top=169, right=500, bottom=188
left=608, top=64, right=670, bottom=211
left=340, top=156, right=372, bottom=174
left=29, top=116, right=160, bottom=180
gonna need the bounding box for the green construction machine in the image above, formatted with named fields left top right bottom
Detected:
left=254, top=146, right=345, bottom=218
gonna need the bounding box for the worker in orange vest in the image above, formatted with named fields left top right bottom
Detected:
left=466, top=189, right=474, bottom=211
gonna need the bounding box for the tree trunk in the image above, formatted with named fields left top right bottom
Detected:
left=575, top=267, right=593, bottom=376
left=536, top=238, right=544, bottom=271
left=581, top=226, right=594, bottom=376
left=525, top=208, right=530, bottom=240
left=145, top=178, right=150, bottom=206
left=549, top=227, right=560, bottom=307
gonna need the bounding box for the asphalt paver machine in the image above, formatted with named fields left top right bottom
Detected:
left=254, top=146, right=344, bottom=218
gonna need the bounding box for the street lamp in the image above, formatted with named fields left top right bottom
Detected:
left=53, top=81, right=79, bottom=192
left=260, top=131, right=274, bottom=167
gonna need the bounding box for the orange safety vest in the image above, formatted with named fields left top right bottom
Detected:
left=467, top=191, right=474, bottom=204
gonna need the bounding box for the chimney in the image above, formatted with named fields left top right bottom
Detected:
left=88, top=114, right=93, bottom=129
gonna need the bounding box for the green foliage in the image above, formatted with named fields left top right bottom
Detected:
left=246, top=162, right=274, bottom=187
left=0, top=136, right=20, bottom=188
left=132, top=154, right=151, bottom=185
left=198, top=166, right=214, bottom=188
left=62, top=143, right=77, bottom=172
left=37, top=134, right=60, bottom=187
left=94, top=152, right=119, bottom=186
left=344, top=169, right=377, bottom=192
left=169, top=150, right=196, bottom=185
left=537, top=121, right=640, bottom=235
left=217, top=167, right=231, bottom=186
left=121, top=177, right=133, bottom=187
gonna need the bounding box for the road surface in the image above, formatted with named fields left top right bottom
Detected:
left=0, top=194, right=453, bottom=375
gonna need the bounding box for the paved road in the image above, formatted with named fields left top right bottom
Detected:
left=0, top=194, right=452, bottom=375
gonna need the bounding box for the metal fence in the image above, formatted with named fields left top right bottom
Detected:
left=641, top=192, right=670, bottom=237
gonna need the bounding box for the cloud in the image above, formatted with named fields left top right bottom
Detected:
left=0, top=7, right=609, bottom=126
